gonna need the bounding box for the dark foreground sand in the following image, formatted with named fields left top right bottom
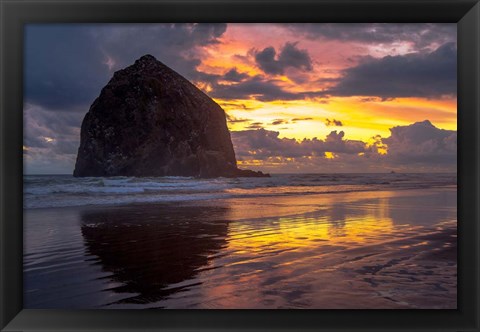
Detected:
left=24, top=187, right=457, bottom=309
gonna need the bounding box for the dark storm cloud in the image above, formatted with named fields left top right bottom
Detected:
left=255, top=47, right=283, bottom=75
left=254, top=42, right=313, bottom=75
left=210, top=76, right=303, bottom=101
left=190, top=23, right=227, bottom=43
left=94, top=23, right=227, bottom=79
left=278, top=42, right=313, bottom=71
left=223, top=68, right=249, bottom=82
left=25, top=23, right=227, bottom=111
left=285, top=23, right=456, bottom=49
left=24, top=25, right=110, bottom=110
left=328, top=43, right=457, bottom=99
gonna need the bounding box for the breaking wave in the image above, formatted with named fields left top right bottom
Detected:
left=24, top=173, right=456, bottom=209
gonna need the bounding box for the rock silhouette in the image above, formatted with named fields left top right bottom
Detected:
left=74, top=54, right=268, bottom=178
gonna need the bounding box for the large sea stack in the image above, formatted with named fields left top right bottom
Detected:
left=73, top=55, right=268, bottom=178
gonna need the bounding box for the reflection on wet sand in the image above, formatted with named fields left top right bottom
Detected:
left=179, top=190, right=456, bottom=309
left=24, top=188, right=457, bottom=309
left=80, top=205, right=230, bottom=306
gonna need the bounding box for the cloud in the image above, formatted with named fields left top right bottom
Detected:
left=24, top=147, right=78, bottom=175
left=231, top=120, right=456, bottom=173
left=271, top=119, right=288, bottom=125
left=226, top=114, right=251, bottom=124
left=223, top=68, right=249, bottom=82
left=245, top=122, right=264, bottom=130
left=254, top=47, right=282, bottom=75
left=328, top=43, right=457, bottom=99
left=25, top=23, right=227, bottom=111
left=382, top=120, right=456, bottom=166
left=211, top=72, right=331, bottom=101
left=24, top=103, right=82, bottom=152
left=24, top=25, right=110, bottom=111
left=23, top=103, right=83, bottom=174
left=231, top=128, right=366, bottom=160
left=210, top=75, right=303, bottom=101
left=324, top=131, right=366, bottom=154
left=285, top=23, right=456, bottom=50
left=254, top=42, right=313, bottom=75
left=325, top=119, right=343, bottom=126
left=291, top=117, right=313, bottom=122
left=93, top=23, right=226, bottom=76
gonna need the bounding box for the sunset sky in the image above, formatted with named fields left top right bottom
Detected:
left=24, top=23, right=457, bottom=174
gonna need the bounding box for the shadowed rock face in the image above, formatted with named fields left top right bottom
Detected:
left=74, top=54, right=268, bottom=178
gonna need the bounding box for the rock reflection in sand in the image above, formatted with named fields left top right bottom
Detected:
left=80, top=205, right=230, bottom=306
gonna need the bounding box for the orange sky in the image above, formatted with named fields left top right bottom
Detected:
left=191, top=24, right=457, bottom=142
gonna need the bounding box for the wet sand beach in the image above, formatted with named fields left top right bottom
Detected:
left=24, top=186, right=457, bottom=309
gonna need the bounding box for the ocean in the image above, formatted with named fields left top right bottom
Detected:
left=24, top=173, right=457, bottom=209
left=23, top=172, right=457, bottom=309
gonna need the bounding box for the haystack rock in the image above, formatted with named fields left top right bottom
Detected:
left=74, top=54, right=269, bottom=178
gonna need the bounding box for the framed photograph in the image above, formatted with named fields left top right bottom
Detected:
left=1, top=0, right=479, bottom=331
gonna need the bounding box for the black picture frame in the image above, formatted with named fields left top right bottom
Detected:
left=1, top=0, right=479, bottom=331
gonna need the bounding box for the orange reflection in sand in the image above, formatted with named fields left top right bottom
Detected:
left=183, top=189, right=456, bottom=309
left=221, top=191, right=403, bottom=254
